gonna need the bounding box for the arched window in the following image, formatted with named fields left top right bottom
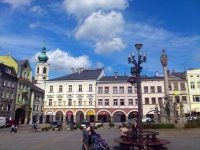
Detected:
left=43, top=67, right=47, bottom=74
left=7, top=104, right=11, bottom=111
left=37, top=67, right=39, bottom=74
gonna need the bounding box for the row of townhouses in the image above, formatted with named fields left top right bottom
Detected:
left=0, top=41, right=200, bottom=124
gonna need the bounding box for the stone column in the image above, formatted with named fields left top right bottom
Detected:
left=63, top=115, right=66, bottom=124
left=43, top=115, right=46, bottom=124
left=84, top=115, right=86, bottom=120
left=73, top=115, right=76, bottom=122
left=95, top=115, right=98, bottom=122
left=126, top=116, right=128, bottom=121
left=110, top=116, right=113, bottom=122
left=53, top=115, right=56, bottom=121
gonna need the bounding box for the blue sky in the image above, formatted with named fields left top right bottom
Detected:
left=0, top=0, right=200, bottom=79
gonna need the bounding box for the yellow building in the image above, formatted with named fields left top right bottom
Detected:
left=186, top=68, right=200, bottom=117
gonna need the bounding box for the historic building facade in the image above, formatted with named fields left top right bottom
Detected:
left=141, top=75, right=165, bottom=118
left=168, top=70, right=190, bottom=116
left=0, top=63, right=18, bottom=120
left=96, top=73, right=138, bottom=122
left=43, top=68, right=105, bottom=123
left=186, top=68, right=200, bottom=116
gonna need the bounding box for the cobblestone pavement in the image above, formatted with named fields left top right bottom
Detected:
left=0, top=125, right=200, bottom=150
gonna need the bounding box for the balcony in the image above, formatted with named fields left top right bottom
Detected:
left=0, top=110, right=11, bottom=115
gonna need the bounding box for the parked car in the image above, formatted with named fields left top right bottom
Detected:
left=80, top=120, right=90, bottom=128
left=70, top=122, right=77, bottom=129
left=187, top=117, right=197, bottom=122
left=123, top=119, right=133, bottom=125
left=94, top=120, right=103, bottom=129
left=146, top=118, right=155, bottom=123
left=0, top=117, right=6, bottom=127
left=142, top=118, right=150, bottom=123
left=6, top=120, right=18, bottom=127
left=51, top=121, right=62, bottom=130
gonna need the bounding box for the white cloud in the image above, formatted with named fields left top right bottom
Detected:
left=75, top=11, right=125, bottom=40
left=30, top=5, right=46, bottom=14
left=62, top=0, right=128, bottom=19
left=95, top=62, right=104, bottom=68
left=29, top=22, right=40, bottom=29
left=106, top=66, right=113, bottom=72
left=2, top=0, right=32, bottom=9
left=95, top=38, right=126, bottom=54
left=75, top=11, right=126, bottom=54
left=30, top=49, right=92, bottom=73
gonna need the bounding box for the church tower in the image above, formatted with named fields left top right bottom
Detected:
left=35, top=40, right=50, bottom=85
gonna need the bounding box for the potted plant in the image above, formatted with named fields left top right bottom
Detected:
left=97, top=124, right=104, bottom=129
left=76, top=123, right=82, bottom=130
left=49, top=126, right=53, bottom=131
left=109, top=122, right=115, bottom=129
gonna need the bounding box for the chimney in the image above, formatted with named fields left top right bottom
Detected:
left=167, top=70, right=170, bottom=77
left=81, top=67, right=84, bottom=72
left=156, top=71, right=158, bottom=77
left=71, top=68, right=74, bottom=74
left=76, top=69, right=79, bottom=73
left=79, top=68, right=81, bottom=74
left=114, top=72, right=118, bottom=78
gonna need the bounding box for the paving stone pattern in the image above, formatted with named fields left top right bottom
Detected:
left=0, top=126, right=200, bottom=150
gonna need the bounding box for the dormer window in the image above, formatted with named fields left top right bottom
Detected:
left=5, top=68, right=11, bottom=74
left=24, top=64, right=27, bottom=68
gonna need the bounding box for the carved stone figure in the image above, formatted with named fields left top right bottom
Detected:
left=160, top=49, right=168, bottom=67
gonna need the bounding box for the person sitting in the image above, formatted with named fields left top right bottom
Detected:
left=132, top=118, right=137, bottom=133
left=88, top=127, right=97, bottom=150
left=82, top=127, right=89, bottom=150
left=119, top=125, right=128, bottom=138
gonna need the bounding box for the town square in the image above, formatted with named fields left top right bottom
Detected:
left=0, top=0, right=200, bottom=150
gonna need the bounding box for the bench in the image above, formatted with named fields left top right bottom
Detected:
left=146, top=139, right=170, bottom=150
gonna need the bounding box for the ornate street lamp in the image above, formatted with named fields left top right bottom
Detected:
left=128, top=43, right=146, bottom=143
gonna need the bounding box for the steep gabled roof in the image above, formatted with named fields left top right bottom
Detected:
left=17, top=60, right=27, bottom=66
left=30, top=83, right=44, bottom=93
left=98, top=76, right=129, bottom=82
left=171, top=72, right=186, bottom=80
left=48, top=69, right=103, bottom=81
left=0, top=63, right=18, bottom=78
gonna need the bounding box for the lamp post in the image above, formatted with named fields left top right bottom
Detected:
left=128, top=44, right=146, bottom=143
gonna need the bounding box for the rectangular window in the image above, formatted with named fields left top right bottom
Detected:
left=128, top=87, right=132, bottom=93
left=119, top=87, right=124, bottom=93
left=58, top=99, right=62, bottom=106
left=24, top=72, right=26, bottom=78
left=105, top=87, right=109, bottom=94
left=197, top=81, right=200, bottom=89
left=105, top=99, right=109, bottom=105
left=69, top=85, right=72, bottom=92
left=10, top=92, right=13, bottom=99
left=152, top=98, right=156, bottom=104
left=128, top=99, right=133, bottom=106
left=182, top=96, right=187, bottom=103
left=193, top=96, right=200, bottom=102
left=89, top=84, right=92, bottom=92
left=174, top=83, right=178, bottom=90
left=49, top=99, right=52, bottom=106
left=2, top=80, right=5, bottom=86
left=181, top=83, right=185, bottom=90
left=98, top=87, right=102, bottom=94
left=89, top=100, right=92, bottom=106
left=157, top=86, right=162, bottom=92
left=98, top=99, right=102, bottom=105
left=158, top=98, right=163, bottom=104
left=190, top=81, right=195, bottom=89
left=150, top=86, right=155, bottom=93
left=145, top=98, right=149, bottom=104
left=135, top=87, right=137, bottom=93
left=144, top=86, right=148, bottom=93
left=68, top=99, right=72, bottom=106
left=114, top=99, right=118, bottom=105
left=120, top=99, right=124, bottom=105
left=79, top=85, right=82, bottom=92
left=59, top=85, right=62, bottom=92
left=7, top=81, right=10, bottom=87
left=113, top=87, right=117, bottom=94
left=50, top=86, right=53, bottom=92
left=1, top=92, right=4, bottom=98
left=27, top=73, right=29, bottom=80
left=78, top=99, right=82, bottom=106
left=37, top=105, right=39, bottom=111
left=135, top=99, right=138, bottom=106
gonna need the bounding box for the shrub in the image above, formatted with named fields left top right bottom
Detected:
left=97, top=124, right=103, bottom=128
left=143, top=123, right=175, bottom=129
left=76, top=123, right=82, bottom=129
left=184, top=122, right=200, bottom=128
left=109, top=122, right=115, bottom=128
